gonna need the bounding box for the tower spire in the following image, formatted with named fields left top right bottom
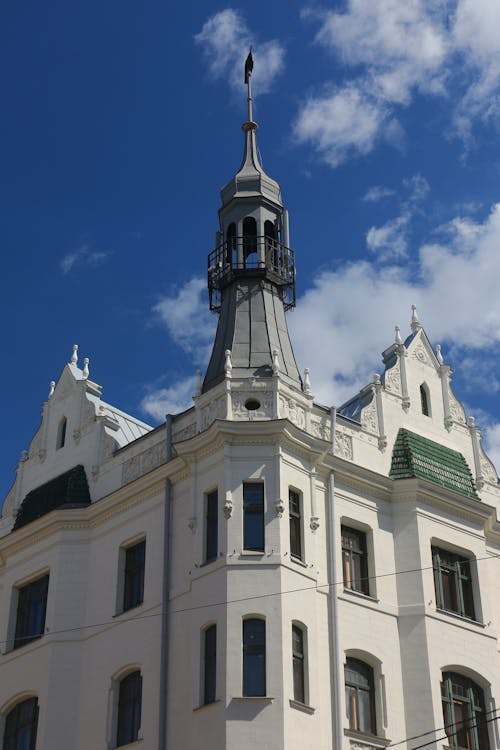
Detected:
left=244, top=48, right=254, bottom=124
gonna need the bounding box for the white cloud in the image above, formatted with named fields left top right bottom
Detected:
left=362, top=185, right=396, bottom=203
left=153, top=277, right=216, bottom=364
left=195, top=9, right=285, bottom=94
left=296, top=0, right=500, bottom=165
left=140, top=375, right=197, bottom=421
left=60, top=244, right=111, bottom=275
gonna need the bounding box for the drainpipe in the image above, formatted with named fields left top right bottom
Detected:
left=159, top=415, right=173, bottom=750
left=328, top=406, right=343, bottom=750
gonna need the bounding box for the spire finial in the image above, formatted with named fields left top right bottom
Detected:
left=395, top=325, right=402, bottom=345
left=82, top=357, right=89, bottom=379
left=244, top=48, right=254, bottom=123
left=436, top=344, right=444, bottom=365
left=48, top=381, right=55, bottom=399
left=71, top=344, right=78, bottom=366
left=411, top=304, right=421, bottom=332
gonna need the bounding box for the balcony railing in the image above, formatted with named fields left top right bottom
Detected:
left=208, top=236, right=296, bottom=312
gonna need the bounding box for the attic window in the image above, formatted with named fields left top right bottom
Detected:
left=420, top=384, right=430, bottom=417
left=56, top=416, right=67, bottom=449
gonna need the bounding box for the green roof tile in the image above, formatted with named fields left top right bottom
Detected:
left=390, top=429, right=478, bottom=499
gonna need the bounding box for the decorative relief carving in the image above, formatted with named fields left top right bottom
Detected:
left=384, top=360, right=401, bottom=395
left=480, top=455, right=498, bottom=484
left=233, top=392, right=273, bottom=420
left=411, top=343, right=431, bottom=366
left=275, top=498, right=285, bottom=517
left=311, top=415, right=330, bottom=441
left=122, top=442, right=167, bottom=484
left=310, top=516, right=320, bottom=532
left=350, top=741, right=380, bottom=750
left=174, top=422, right=197, bottom=442
left=200, top=397, right=226, bottom=430
left=280, top=396, right=306, bottom=429
left=361, top=399, right=377, bottom=434
left=335, top=431, right=353, bottom=460
left=448, top=393, right=466, bottom=425
left=223, top=492, right=233, bottom=519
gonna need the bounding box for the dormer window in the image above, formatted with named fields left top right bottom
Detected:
left=420, top=384, right=430, bottom=417
left=56, top=416, right=67, bottom=449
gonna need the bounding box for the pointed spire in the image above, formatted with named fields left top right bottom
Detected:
left=395, top=325, right=403, bottom=345
left=411, top=304, right=421, bottom=333
left=244, top=48, right=254, bottom=124
left=71, top=344, right=78, bottom=366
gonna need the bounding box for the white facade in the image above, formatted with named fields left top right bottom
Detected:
left=1, top=90, right=500, bottom=750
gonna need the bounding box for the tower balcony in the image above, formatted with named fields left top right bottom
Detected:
left=208, top=236, right=296, bottom=313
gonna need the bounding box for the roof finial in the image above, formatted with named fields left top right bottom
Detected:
left=71, top=344, right=78, bottom=366
left=395, top=325, right=403, bottom=345
left=411, top=304, right=421, bottom=333
left=436, top=344, right=444, bottom=365
left=82, top=357, right=89, bottom=379
left=244, top=48, right=254, bottom=123
left=48, top=380, right=55, bottom=399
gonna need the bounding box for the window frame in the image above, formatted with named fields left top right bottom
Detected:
left=441, top=672, right=490, bottom=750
left=2, top=696, right=39, bottom=750
left=121, top=539, right=146, bottom=614
left=432, top=546, right=476, bottom=620
left=420, top=383, right=431, bottom=417
left=243, top=482, right=265, bottom=553
left=116, top=670, right=142, bottom=748
left=289, top=488, right=303, bottom=561
left=341, top=526, right=370, bottom=596
left=242, top=617, right=266, bottom=697
left=345, top=657, right=377, bottom=736
left=13, top=574, right=49, bottom=650
left=203, top=624, right=217, bottom=705
left=292, top=623, right=307, bottom=704
left=204, top=490, right=218, bottom=564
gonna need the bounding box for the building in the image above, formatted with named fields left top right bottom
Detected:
left=1, top=67, right=500, bottom=750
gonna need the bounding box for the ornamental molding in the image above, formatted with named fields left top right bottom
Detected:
left=335, top=431, right=353, bottom=460
left=448, top=392, right=466, bottom=425
left=279, top=395, right=307, bottom=430
left=361, top=399, right=377, bottom=434
left=173, top=422, right=197, bottom=442
left=479, top=453, right=498, bottom=485
left=310, top=415, right=330, bottom=441
left=233, top=392, right=273, bottom=420
left=384, top=360, right=402, bottom=395
left=122, top=442, right=167, bottom=485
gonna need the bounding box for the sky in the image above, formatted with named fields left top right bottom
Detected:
left=2, top=0, right=500, bottom=502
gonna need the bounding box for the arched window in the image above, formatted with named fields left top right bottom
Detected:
left=243, top=618, right=266, bottom=696
left=242, top=217, right=257, bottom=267
left=265, top=220, right=279, bottom=271
left=345, top=657, right=376, bottom=735
left=203, top=624, right=217, bottom=705
left=116, top=671, right=142, bottom=747
left=56, top=416, right=67, bottom=450
left=292, top=624, right=306, bottom=703
left=3, top=697, right=39, bottom=750
left=226, top=222, right=236, bottom=265
left=420, top=384, right=430, bottom=416
left=441, top=672, right=489, bottom=750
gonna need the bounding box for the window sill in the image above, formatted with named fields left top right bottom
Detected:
left=116, top=740, right=143, bottom=749
left=342, top=588, right=378, bottom=603
left=435, top=607, right=484, bottom=627
left=114, top=603, right=144, bottom=619
left=289, top=699, right=315, bottom=714
left=193, top=699, right=221, bottom=712
left=290, top=556, right=308, bottom=568
left=239, top=550, right=265, bottom=557
left=233, top=696, right=274, bottom=703
left=344, top=729, right=391, bottom=747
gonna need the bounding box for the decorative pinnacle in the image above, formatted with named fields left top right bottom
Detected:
left=373, top=373, right=381, bottom=385
left=272, top=349, right=280, bottom=376
left=304, top=367, right=311, bottom=395
left=71, top=344, right=78, bottom=366
left=224, top=349, right=233, bottom=377
left=395, top=325, right=403, bottom=345
left=82, top=358, right=89, bottom=379
left=48, top=381, right=55, bottom=399
left=244, top=48, right=254, bottom=124
left=436, top=344, right=444, bottom=365
left=411, top=304, right=421, bottom=332
left=195, top=369, right=202, bottom=397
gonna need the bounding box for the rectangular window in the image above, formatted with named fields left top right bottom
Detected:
left=14, top=574, right=49, bottom=649
left=243, top=618, right=266, bottom=696
left=203, top=624, right=217, bottom=704
left=117, top=671, right=142, bottom=747
left=123, top=540, right=146, bottom=612
left=441, top=672, right=489, bottom=750
left=292, top=625, right=305, bottom=703
left=345, top=657, right=376, bottom=735
left=289, top=489, right=302, bottom=560
left=432, top=546, right=475, bottom=619
left=243, top=483, right=264, bottom=552
left=341, top=526, right=369, bottom=596
left=205, top=490, right=218, bottom=563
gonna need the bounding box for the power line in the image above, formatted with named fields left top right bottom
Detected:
left=2, top=552, right=499, bottom=647
left=389, top=705, right=500, bottom=748
left=401, top=708, right=500, bottom=750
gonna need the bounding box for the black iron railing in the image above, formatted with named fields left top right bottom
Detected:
left=207, top=236, right=296, bottom=312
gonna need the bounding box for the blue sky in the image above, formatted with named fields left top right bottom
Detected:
left=2, top=0, right=500, bottom=502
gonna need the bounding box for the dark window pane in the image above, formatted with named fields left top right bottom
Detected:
left=243, top=483, right=264, bottom=551
left=205, top=491, right=218, bottom=562
left=289, top=490, right=302, bottom=559
left=292, top=625, right=305, bottom=703
left=345, top=658, right=376, bottom=735
left=123, top=541, right=145, bottom=612
left=4, top=698, right=38, bottom=750
left=204, top=625, right=217, bottom=704
left=441, top=672, right=489, bottom=750
left=432, top=548, right=475, bottom=619
left=243, top=619, right=266, bottom=696
left=341, top=527, right=369, bottom=595
left=117, top=671, right=142, bottom=747
left=14, top=575, right=49, bottom=649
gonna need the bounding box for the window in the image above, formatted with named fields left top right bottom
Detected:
left=441, top=672, right=489, bottom=750
left=243, top=483, right=264, bottom=552
left=116, top=671, right=142, bottom=747
left=242, top=216, right=257, bottom=265
left=432, top=547, right=475, bottom=619
left=292, top=625, right=305, bottom=703
left=289, top=489, right=302, bottom=560
left=420, top=384, right=430, bottom=416
left=243, top=618, right=266, bottom=697
left=14, top=574, right=49, bottom=649
left=203, top=625, right=217, bottom=705
left=123, top=541, right=146, bottom=612
left=56, top=416, right=67, bottom=449
left=345, top=658, right=376, bottom=735
left=205, top=490, right=218, bottom=563
left=341, top=527, right=369, bottom=596
left=3, top=697, right=39, bottom=750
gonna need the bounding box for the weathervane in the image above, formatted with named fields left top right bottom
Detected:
left=244, top=48, right=254, bottom=122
